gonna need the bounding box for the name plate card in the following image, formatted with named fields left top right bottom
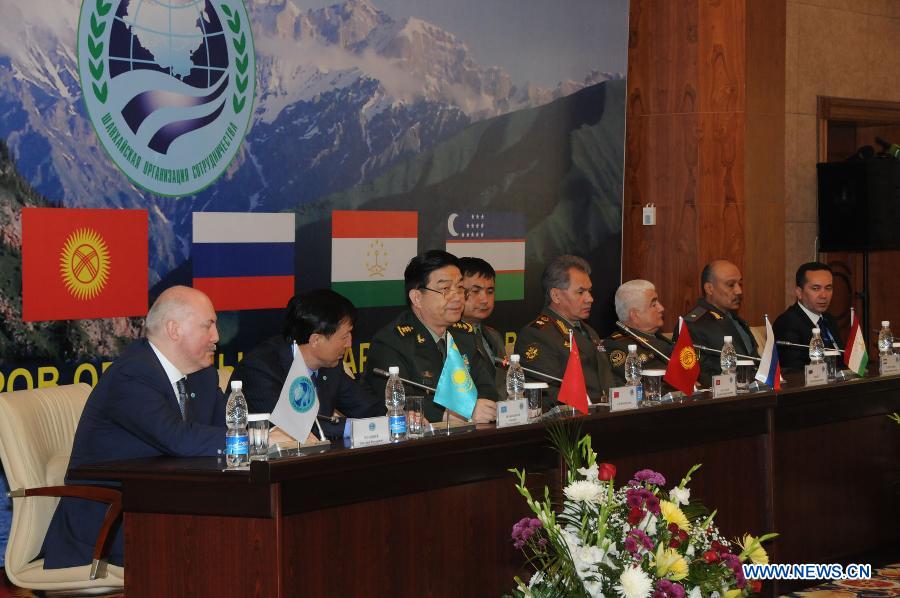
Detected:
left=496, top=398, right=529, bottom=428
left=350, top=416, right=390, bottom=448
left=805, top=363, right=828, bottom=386
left=711, top=374, right=737, bottom=398
left=609, top=386, right=639, bottom=412
left=880, top=354, right=900, bottom=376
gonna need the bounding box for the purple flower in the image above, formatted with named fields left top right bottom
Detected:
left=625, top=529, right=654, bottom=555
left=633, top=469, right=667, bottom=486
left=511, top=516, right=542, bottom=550
left=654, top=579, right=686, bottom=598
left=626, top=490, right=644, bottom=508
left=624, top=535, right=638, bottom=553
left=645, top=494, right=661, bottom=516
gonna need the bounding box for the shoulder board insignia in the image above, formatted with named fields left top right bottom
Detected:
left=685, top=307, right=705, bottom=322
left=554, top=320, right=570, bottom=336
left=710, top=311, right=723, bottom=320
left=609, top=349, right=626, bottom=367
left=610, top=332, right=624, bottom=339
left=451, top=321, right=474, bottom=333
left=524, top=344, right=540, bottom=361
left=416, top=333, right=426, bottom=344
left=396, top=324, right=415, bottom=336
left=539, top=315, right=550, bottom=323
left=530, top=317, right=548, bottom=328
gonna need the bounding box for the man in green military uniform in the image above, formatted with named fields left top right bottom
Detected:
left=363, top=250, right=498, bottom=423
left=605, top=279, right=673, bottom=386
left=515, top=255, right=614, bottom=406
left=674, top=259, right=759, bottom=384
left=460, top=257, right=507, bottom=395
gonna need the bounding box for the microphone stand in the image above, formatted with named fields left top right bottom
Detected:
left=372, top=368, right=436, bottom=393
left=776, top=340, right=844, bottom=353
left=614, top=321, right=671, bottom=363
left=492, top=356, right=563, bottom=384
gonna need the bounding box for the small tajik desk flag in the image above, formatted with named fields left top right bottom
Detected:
left=754, top=315, right=781, bottom=391
left=434, top=332, right=478, bottom=419
left=270, top=344, right=320, bottom=442
left=843, top=307, right=868, bottom=376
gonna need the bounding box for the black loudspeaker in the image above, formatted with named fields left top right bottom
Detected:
left=817, top=160, right=900, bottom=251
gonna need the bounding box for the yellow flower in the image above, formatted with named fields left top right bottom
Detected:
left=723, top=589, right=743, bottom=598
left=660, top=500, right=691, bottom=532
left=740, top=534, right=769, bottom=564
left=654, top=544, right=689, bottom=581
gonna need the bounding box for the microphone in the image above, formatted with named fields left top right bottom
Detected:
left=846, top=145, right=874, bottom=161
left=491, top=356, right=563, bottom=383
left=776, top=339, right=844, bottom=353
left=614, top=321, right=671, bottom=363
left=372, top=368, right=437, bottom=394
left=692, top=343, right=761, bottom=362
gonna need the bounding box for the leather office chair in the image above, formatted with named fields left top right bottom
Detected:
left=218, top=366, right=233, bottom=392
left=0, top=384, right=124, bottom=593
left=750, top=325, right=766, bottom=353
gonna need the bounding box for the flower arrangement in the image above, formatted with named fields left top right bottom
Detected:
left=508, top=426, right=776, bottom=598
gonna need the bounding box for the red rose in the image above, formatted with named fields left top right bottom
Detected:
left=750, top=580, right=762, bottom=593
left=703, top=550, right=719, bottom=563
left=599, top=462, right=616, bottom=481
left=627, top=506, right=643, bottom=526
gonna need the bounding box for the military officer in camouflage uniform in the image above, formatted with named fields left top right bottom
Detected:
left=674, top=259, right=759, bottom=384
left=515, top=255, right=613, bottom=406
left=363, top=250, right=498, bottom=423
left=605, top=279, right=673, bottom=386
left=459, top=257, right=507, bottom=394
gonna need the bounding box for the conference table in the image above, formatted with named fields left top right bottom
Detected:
left=70, top=373, right=900, bottom=597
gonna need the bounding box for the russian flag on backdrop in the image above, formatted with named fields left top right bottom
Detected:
left=331, top=210, right=418, bottom=308
left=192, top=212, right=295, bottom=311
left=445, top=212, right=525, bottom=301
left=755, top=316, right=782, bottom=390
left=22, top=208, right=148, bottom=321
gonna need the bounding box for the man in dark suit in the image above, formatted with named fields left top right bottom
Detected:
left=229, top=289, right=384, bottom=440
left=363, top=250, right=498, bottom=423
left=773, top=262, right=843, bottom=371
left=43, top=286, right=227, bottom=569
left=675, top=260, right=759, bottom=384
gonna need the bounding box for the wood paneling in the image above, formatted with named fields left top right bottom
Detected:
left=624, top=0, right=785, bottom=331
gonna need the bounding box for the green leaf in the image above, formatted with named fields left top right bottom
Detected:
left=88, top=37, right=104, bottom=61
left=235, top=54, right=248, bottom=74
left=236, top=74, right=248, bottom=93
left=93, top=81, right=108, bottom=103
left=220, top=4, right=233, bottom=18
left=233, top=32, right=246, bottom=55
left=89, top=59, right=104, bottom=81
left=232, top=94, right=245, bottom=113
left=227, top=14, right=240, bottom=34
left=95, top=0, right=112, bottom=17
left=90, top=13, right=106, bottom=38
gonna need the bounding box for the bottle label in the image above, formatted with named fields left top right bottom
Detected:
left=225, top=434, right=249, bottom=455
left=389, top=414, right=407, bottom=435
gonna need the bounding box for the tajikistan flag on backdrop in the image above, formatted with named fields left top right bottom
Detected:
left=445, top=212, right=525, bottom=301
left=331, top=210, right=418, bottom=307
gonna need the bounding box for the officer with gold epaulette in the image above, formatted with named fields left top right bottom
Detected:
left=605, top=280, right=673, bottom=387
left=363, top=250, right=498, bottom=423
left=674, top=260, right=759, bottom=384
left=514, top=255, right=613, bottom=407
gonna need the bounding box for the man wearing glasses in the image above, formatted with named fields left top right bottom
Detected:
left=364, top=250, right=499, bottom=423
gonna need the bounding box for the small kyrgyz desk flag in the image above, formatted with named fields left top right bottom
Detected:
left=664, top=317, right=700, bottom=395
left=271, top=345, right=320, bottom=442
left=557, top=330, right=589, bottom=414
left=434, top=332, right=478, bottom=419
left=22, top=208, right=148, bottom=321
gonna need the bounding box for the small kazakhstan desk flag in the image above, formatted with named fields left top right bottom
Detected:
left=271, top=343, right=320, bottom=442
left=434, top=332, right=478, bottom=419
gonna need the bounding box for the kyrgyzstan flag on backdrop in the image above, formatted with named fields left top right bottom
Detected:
left=22, top=208, right=148, bottom=321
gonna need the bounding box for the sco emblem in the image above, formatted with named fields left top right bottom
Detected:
left=289, top=376, right=316, bottom=413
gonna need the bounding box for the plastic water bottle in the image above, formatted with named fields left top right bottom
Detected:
left=624, top=344, right=644, bottom=402
left=808, top=328, right=825, bottom=364
left=878, top=321, right=893, bottom=355
left=225, top=381, right=249, bottom=468
left=720, top=335, right=737, bottom=374
left=505, top=354, right=525, bottom=400
left=385, top=366, right=407, bottom=442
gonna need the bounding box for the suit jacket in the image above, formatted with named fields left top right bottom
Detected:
left=363, top=310, right=499, bottom=423
left=229, top=335, right=384, bottom=438
left=514, top=307, right=614, bottom=407
left=43, top=339, right=227, bottom=569
left=773, top=303, right=843, bottom=371
left=675, top=299, right=759, bottom=385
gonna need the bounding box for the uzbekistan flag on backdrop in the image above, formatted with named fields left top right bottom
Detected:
left=445, top=212, right=525, bottom=301
left=331, top=210, right=418, bottom=307
left=843, top=307, right=868, bottom=376
left=22, top=208, right=148, bottom=321
left=192, top=212, right=295, bottom=311
left=754, top=315, right=781, bottom=390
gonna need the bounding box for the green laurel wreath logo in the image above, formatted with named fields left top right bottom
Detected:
left=87, top=0, right=112, bottom=104
left=220, top=3, right=250, bottom=114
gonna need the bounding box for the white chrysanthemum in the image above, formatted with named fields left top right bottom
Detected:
left=688, top=586, right=702, bottom=598
left=584, top=579, right=604, bottom=598
left=564, top=480, right=604, bottom=504
left=615, top=565, right=653, bottom=598
left=669, top=486, right=691, bottom=506
left=578, top=463, right=599, bottom=481
left=527, top=570, right=545, bottom=589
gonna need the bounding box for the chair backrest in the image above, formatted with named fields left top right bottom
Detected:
left=0, top=384, right=91, bottom=574
left=218, top=366, right=232, bottom=392
left=750, top=325, right=767, bottom=352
